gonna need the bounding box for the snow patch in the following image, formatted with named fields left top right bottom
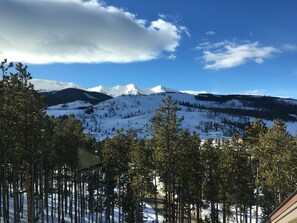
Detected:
left=30, top=78, right=82, bottom=92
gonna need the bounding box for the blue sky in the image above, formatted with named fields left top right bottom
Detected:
left=1, top=0, right=297, bottom=98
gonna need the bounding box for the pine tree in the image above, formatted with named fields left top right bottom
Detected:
left=0, top=62, right=47, bottom=223
left=176, top=130, right=203, bottom=222
left=219, top=139, right=235, bottom=223
left=258, top=119, right=296, bottom=217
left=230, top=135, right=253, bottom=223
left=202, top=139, right=220, bottom=223
left=0, top=59, right=13, bottom=223
left=128, top=138, right=154, bottom=222
left=243, top=119, right=267, bottom=222
left=150, top=96, right=183, bottom=223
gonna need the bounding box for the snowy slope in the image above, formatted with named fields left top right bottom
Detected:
left=181, top=90, right=208, bottom=95
left=46, top=92, right=297, bottom=141
left=30, top=78, right=82, bottom=92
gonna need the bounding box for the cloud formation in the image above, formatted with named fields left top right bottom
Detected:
left=196, top=40, right=279, bottom=70
left=206, top=31, right=216, bottom=36
left=0, top=0, right=183, bottom=64
left=283, top=44, right=297, bottom=51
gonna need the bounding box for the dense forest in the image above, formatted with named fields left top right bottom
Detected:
left=1, top=60, right=297, bottom=223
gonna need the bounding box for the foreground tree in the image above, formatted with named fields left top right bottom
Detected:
left=202, top=139, right=220, bottom=223
left=243, top=119, right=267, bottom=222
left=176, top=130, right=203, bottom=222
left=258, top=119, right=297, bottom=217
left=0, top=61, right=47, bottom=222
left=150, top=96, right=183, bottom=223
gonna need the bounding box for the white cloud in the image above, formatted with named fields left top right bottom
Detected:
left=206, top=31, right=216, bottom=36
left=180, top=26, right=191, bottom=37
left=255, top=58, right=264, bottom=64
left=242, top=89, right=266, bottom=96
left=0, top=0, right=183, bottom=64
left=283, top=44, right=297, bottom=51
left=195, top=40, right=230, bottom=50
left=196, top=40, right=279, bottom=70
left=167, top=54, right=176, bottom=60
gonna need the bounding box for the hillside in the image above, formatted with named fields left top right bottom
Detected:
left=41, top=88, right=112, bottom=107
left=30, top=78, right=82, bottom=92
left=45, top=91, right=297, bottom=141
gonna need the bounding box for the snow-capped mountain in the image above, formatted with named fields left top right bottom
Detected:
left=30, top=78, right=82, bottom=92
left=149, top=85, right=179, bottom=94
left=88, top=84, right=179, bottom=97
left=88, top=84, right=142, bottom=97
left=31, top=78, right=201, bottom=96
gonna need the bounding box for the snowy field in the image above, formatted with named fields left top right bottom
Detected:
left=1, top=192, right=165, bottom=223
left=46, top=92, right=297, bottom=141
left=1, top=192, right=263, bottom=223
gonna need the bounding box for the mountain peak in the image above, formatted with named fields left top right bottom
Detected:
left=30, top=78, right=82, bottom=92
left=150, top=85, right=178, bottom=94
left=89, top=84, right=140, bottom=97
left=89, top=83, right=179, bottom=97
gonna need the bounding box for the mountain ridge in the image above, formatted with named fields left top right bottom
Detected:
left=30, top=78, right=82, bottom=92
left=41, top=88, right=112, bottom=107
left=31, top=78, right=297, bottom=100
left=31, top=78, right=203, bottom=97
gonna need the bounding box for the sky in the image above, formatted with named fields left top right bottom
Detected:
left=1, top=0, right=297, bottom=98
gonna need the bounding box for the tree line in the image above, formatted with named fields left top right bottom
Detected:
left=1, top=60, right=297, bottom=223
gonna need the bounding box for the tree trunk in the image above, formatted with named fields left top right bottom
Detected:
left=154, top=173, right=158, bottom=223
left=58, top=167, right=61, bottom=223
left=74, top=172, right=78, bottom=223
left=26, top=164, right=33, bottom=223
left=13, top=166, right=19, bottom=223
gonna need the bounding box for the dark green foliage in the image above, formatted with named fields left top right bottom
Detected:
left=257, top=119, right=297, bottom=218
left=150, top=96, right=183, bottom=222
left=40, top=88, right=112, bottom=106
left=193, top=93, right=297, bottom=121
left=0, top=60, right=100, bottom=223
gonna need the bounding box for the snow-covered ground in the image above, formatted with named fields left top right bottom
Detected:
left=2, top=189, right=263, bottom=223
left=2, top=192, right=165, bottom=223
left=46, top=92, right=297, bottom=141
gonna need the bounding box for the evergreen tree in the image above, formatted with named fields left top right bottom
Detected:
left=128, top=138, right=154, bottom=222
left=202, top=139, right=220, bottom=223
left=258, top=119, right=296, bottom=217
left=150, top=96, right=183, bottom=223
left=0, top=62, right=47, bottom=223
left=229, top=135, right=254, bottom=223
left=243, top=118, right=267, bottom=222
left=219, top=139, right=235, bottom=223
left=176, top=130, right=203, bottom=222
left=0, top=59, right=13, bottom=223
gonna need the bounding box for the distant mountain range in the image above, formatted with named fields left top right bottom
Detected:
left=88, top=84, right=181, bottom=97
left=31, top=78, right=297, bottom=140
left=30, top=78, right=206, bottom=97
